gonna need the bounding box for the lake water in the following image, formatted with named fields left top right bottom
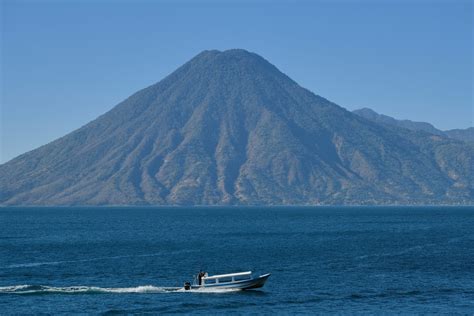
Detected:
left=0, top=206, right=473, bottom=314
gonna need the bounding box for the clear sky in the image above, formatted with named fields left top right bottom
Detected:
left=1, top=0, right=472, bottom=163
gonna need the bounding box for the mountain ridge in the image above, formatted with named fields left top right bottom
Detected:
left=353, top=107, right=473, bottom=143
left=1, top=49, right=473, bottom=205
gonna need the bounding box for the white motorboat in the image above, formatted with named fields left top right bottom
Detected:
left=184, top=271, right=270, bottom=290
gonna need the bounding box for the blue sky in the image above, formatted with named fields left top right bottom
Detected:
left=1, top=0, right=472, bottom=163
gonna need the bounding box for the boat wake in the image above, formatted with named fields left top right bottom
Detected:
left=0, top=285, right=178, bottom=295
left=0, top=285, right=241, bottom=295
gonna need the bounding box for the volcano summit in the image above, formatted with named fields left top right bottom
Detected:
left=1, top=49, right=472, bottom=205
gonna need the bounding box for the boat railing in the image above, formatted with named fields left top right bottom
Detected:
left=202, top=271, right=252, bottom=284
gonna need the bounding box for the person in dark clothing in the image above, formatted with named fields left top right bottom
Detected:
left=198, top=271, right=205, bottom=285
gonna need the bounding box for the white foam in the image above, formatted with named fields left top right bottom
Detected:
left=0, top=284, right=180, bottom=295
left=0, top=285, right=32, bottom=292
left=0, top=284, right=245, bottom=295
left=100, top=285, right=176, bottom=293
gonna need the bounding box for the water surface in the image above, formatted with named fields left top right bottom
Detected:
left=0, top=206, right=473, bottom=314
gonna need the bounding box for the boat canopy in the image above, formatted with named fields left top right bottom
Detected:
left=203, top=271, right=252, bottom=280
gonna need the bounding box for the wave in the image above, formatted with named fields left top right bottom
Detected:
left=355, top=243, right=437, bottom=260
left=0, top=284, right=241, bottom=295
left=3, top=250, right=197, bottom=269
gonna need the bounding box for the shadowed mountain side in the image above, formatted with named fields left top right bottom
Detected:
left=1, top=49, right=473, bottom=205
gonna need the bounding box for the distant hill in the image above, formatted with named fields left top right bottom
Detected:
left=445, top=128, right=474, bottom=144
left=1, top=49, right=473, bottom=205
left=353, top=107, right=473, bottom=144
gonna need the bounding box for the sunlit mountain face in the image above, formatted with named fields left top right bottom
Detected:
left=1, top=49, right=472, bottom=205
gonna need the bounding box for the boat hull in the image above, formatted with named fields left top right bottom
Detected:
left=191, top=273, right=270, bottom=290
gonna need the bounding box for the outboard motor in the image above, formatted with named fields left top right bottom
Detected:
left=184, top=282, right=191, bottom=290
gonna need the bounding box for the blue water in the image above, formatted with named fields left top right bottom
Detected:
left=0, top=206, right=473, bottom=314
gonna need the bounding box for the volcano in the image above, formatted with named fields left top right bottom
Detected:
left=1, top=49, right=472, bottom=205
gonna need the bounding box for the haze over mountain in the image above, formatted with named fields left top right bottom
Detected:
left=353, top=108, right=474, bottom=144
left=1, top=49, right=473, bottom=205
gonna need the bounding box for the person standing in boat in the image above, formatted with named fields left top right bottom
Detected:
left=198, top=271, right=205, bottom=285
